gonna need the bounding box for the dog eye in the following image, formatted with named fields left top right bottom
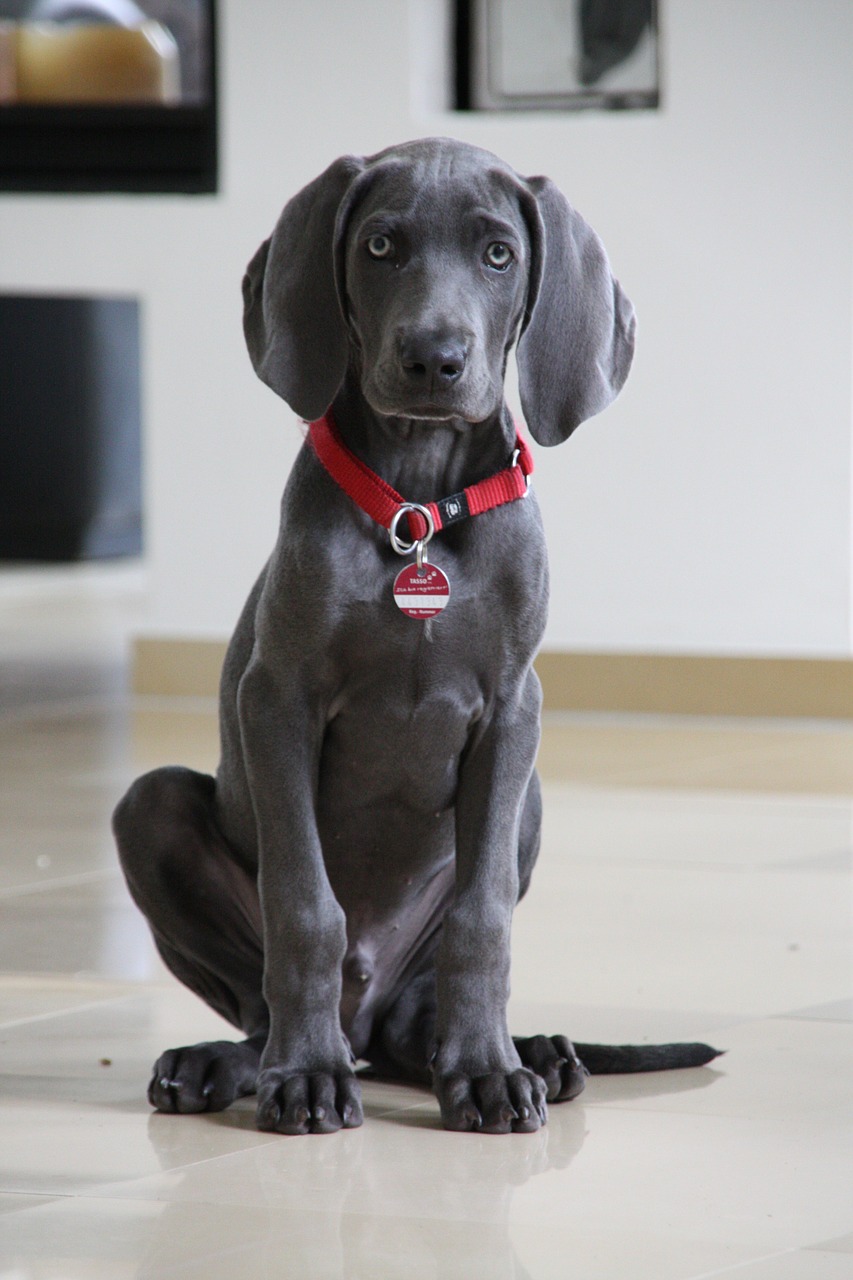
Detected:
left=484, top=242, right=513, bottom=270
left=366, top=234, right=395, bottom=260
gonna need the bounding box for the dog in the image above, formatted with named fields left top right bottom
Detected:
left=114, top=138, right=719, bottom=1135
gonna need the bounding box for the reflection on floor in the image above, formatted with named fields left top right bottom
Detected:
left=0, top=623, right=851, bottom=1277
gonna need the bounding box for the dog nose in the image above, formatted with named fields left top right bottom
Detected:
left=400, top=333, right=467, bottom=385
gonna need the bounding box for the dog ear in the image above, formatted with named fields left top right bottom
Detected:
left=242, top=155, right=366, bottom=420
left=516, top=176, right=636, bottom=446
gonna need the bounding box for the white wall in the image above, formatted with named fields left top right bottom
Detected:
left=1, top=0, right=851, bottom=656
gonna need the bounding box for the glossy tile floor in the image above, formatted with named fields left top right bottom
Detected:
left=1, top=572, right=852, bottom=1278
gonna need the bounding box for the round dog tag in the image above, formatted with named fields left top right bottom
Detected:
left=393, top=563, right=451, bottom=619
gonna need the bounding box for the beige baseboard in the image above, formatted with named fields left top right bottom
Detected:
left=133, top=638, right=228, bottom=699
left=533, top=651, right=853, bottom=719
left=132, top=639, right=853, bottom=719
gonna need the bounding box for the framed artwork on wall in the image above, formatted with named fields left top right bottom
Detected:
left=0, top=0, right=217, bottom=192
left=456, top=0, right=659, bottom=112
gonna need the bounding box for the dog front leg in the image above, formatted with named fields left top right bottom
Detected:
left=238, top=660, right=362, bottom=1135
left=433, top=701, right=547, bottom=1134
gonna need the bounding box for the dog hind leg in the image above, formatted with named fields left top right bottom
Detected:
left=113, top=765, right=268, bottom=1113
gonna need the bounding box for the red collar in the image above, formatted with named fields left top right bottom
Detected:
left=308, top=412, right=533, bottom=544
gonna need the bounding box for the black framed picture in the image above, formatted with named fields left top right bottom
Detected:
left=0, top=0, right=217, bottom=193
left=456, top=0, right=659, bottom=112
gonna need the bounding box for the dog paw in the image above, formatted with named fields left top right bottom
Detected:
left=513, top=1034, right=588, bottom=1102
left=148, top=1039, right=261, bottom=1114
left=255, top=1067, right=363, bottom=1135
left=434, top=1068, right=548, bottom=1134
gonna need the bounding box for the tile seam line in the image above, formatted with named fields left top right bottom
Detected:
left=0, top=994, right=130, bottom=1031
left=46, top=1137, right=321, bottom=1201
left=0, top=869, right=120, bottom=900
left=0, top=1190, right=72, bottom=1207
left=688, top=1245, right=803, bottom=1278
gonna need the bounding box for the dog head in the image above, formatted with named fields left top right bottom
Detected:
left=243, top=137, right=635, bottom=446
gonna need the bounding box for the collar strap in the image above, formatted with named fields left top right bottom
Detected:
left=308, top=412, right=533, bottom=543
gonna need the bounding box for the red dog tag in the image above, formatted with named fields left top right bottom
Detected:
left=393, top=563, right=451, bottom=619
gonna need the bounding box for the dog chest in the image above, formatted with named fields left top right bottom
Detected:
left=318, top=662, right=482, bottom=819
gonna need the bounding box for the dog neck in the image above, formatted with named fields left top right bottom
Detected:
left=330, top=376, right=518, bottom=505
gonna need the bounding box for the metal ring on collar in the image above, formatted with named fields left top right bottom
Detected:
left=511, top=447, right=531, bottom=490
left=389, top=503, right=435, bottom=556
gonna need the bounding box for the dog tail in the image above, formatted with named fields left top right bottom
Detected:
left=573, top=1041, right=724, bottom=1074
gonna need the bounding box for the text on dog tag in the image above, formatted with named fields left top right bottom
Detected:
left=393, top=563, right=451, bottom=619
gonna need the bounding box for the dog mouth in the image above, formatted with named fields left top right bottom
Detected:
left=390, top=403, right=472, bottom=422
left=365, top=371, right=499, bottom=424
left=371, top=400, right=488, bottom=426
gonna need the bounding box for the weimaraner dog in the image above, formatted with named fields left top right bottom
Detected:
left=114, top=138, right=718, bottom=1135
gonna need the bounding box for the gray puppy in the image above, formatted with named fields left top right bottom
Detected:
left=114, top=138, right=718, bottom=1135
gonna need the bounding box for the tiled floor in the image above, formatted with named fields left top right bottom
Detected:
left=0, top=577, right=851, bottom=1278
